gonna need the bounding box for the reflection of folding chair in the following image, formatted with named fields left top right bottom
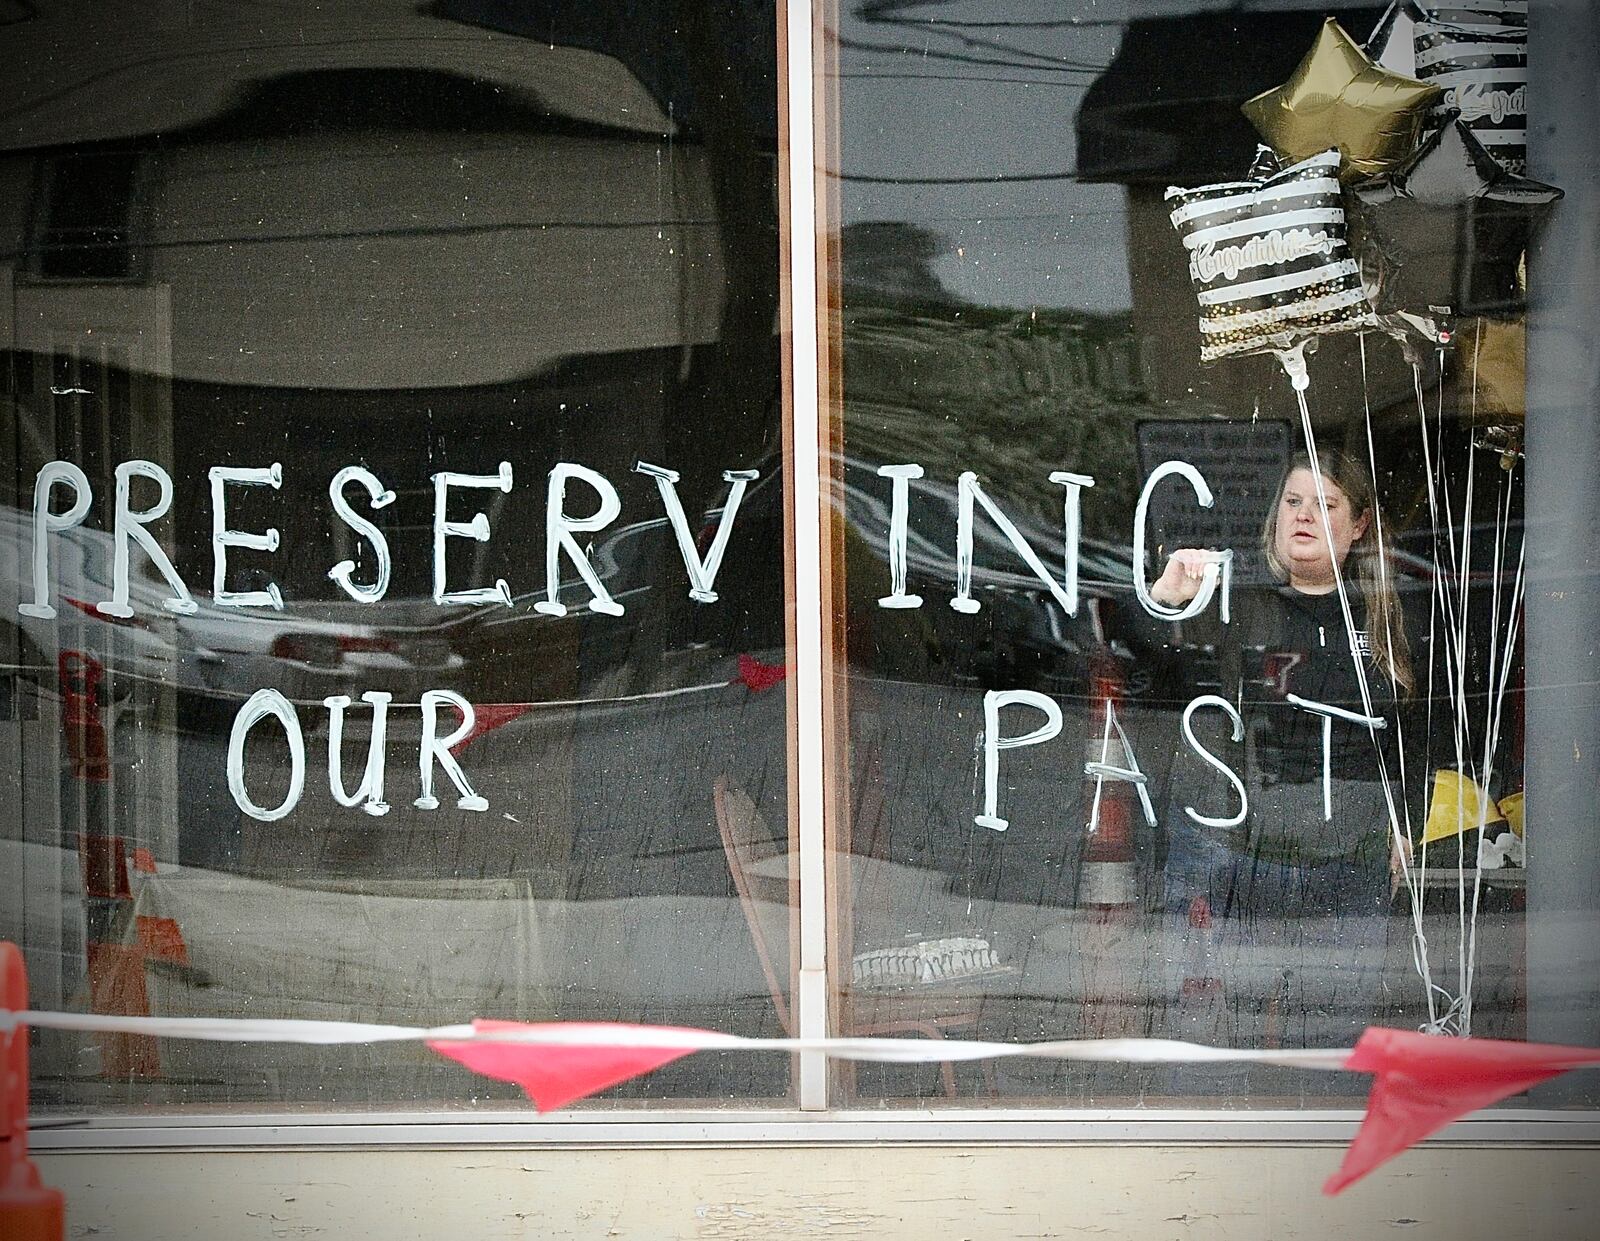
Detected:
left=713, top=776, right=989, bottom=1098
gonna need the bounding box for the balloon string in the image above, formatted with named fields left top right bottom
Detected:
left=1413, top=356, right=1475, bottom=1034
left=1458, top=335, right=1515, bottom=1032
left=1462, top=443, right=1502, bottom=1037
left=1412, top=361, right=1443, bottom=998
left=1464, top=456, right=1529, bottom=1031
left=1425, top=356, right=1483, bottom=1036
left=1402, top=333, right=1527, bottom=1038
left=1362, top=337, right=1442, bottom=1033
left=1453, top=440, right=1478, bottom=1028
left=1284, top=366, right=1430, bottom=1038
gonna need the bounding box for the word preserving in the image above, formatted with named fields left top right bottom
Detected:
left=16, top=458, right=759, bottom=620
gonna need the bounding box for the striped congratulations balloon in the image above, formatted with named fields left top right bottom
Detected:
left=1414, top=3, right=1528, bottom=173
left=1165, top=149, right=1373, bottom=365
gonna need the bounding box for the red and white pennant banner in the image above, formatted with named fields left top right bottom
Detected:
left=6, top=1008, right=1597, bottom=1195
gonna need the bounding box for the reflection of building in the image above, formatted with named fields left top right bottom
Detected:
left=2, top=0, right=787, bottom=1119
left=1076, top=3, right=1525, bottom=774
left=1077, top=7, right=1429, bottom=424
left=840, top=223, right=955, bottom=307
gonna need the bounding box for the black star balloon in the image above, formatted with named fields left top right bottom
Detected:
left=1350, top=113, right=1560, bottom=324
left=1413, top=6, right=1529, bottom=174
left=1364, top=1, right=1419, bottom=76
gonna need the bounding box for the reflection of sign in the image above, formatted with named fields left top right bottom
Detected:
left=1135, top=420, right=1290, bottom=586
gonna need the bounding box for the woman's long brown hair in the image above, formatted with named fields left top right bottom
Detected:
left=1261, top=448, right=1415, bottom=693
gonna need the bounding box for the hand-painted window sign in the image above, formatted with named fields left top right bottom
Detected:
left=17, top=458, right=759, bottom=620
left=13, top=456, right=1388, bottom=830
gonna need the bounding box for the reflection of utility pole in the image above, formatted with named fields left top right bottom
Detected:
left=1526, top=0, right=1600, bottom=1087
left=667, top=1, right=778, bottom=491
left=1078, top=654, right=1139, bottom=1042
left=626, top=3, right=780, bottom=692
left=59, top=650, right=159, bottom=1079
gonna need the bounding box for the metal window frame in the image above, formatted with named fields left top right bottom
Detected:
left=781, top=0, right=832, bottom=1111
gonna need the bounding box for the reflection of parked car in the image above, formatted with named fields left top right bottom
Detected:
left=0, top=503, right=475, bottom=709
left=445, top=463, right=786, bottom=704
left=1, top=448, right=788, bottom=712
left=1392, top=520, right=1526, bottom=589
left=835, top=457, right=1143, bottom=696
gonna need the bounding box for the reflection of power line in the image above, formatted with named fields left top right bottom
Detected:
left=896, top=212, right=1127, bottom=223
left=834, top=169, right=1083, bottom=185
left=0, top=217, right=719, bottom=267
left=903, top=26, right=1110, bottom=74
left=841, top=71, right=1087, bottom=88
left=874, top=19, right=1125, bottom=29
left=856, top=0, right=1126, bottom=26
left=833, top=33, right=1105, bottom=76
left=866, top=21, right=1115, bottom=74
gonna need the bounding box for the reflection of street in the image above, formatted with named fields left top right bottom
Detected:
left=0, top=824, right=1542, bottom=1108
left=218, top=655, right=786, bottom=889
left=4, top=837, right=778, bottom=1105
left=835, top=675, right=1535, bottom=1098
left=10, top=656, right=797, bottom=1105
left=2, top=661, right=1547, bottom=1105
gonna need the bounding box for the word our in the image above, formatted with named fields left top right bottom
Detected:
left=227, top=688, right=486, bottom=821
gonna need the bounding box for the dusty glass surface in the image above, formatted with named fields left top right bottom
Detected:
left=822, top=0, right=1600, bottom=1104
left=3, top=0, right=789, bottom=1109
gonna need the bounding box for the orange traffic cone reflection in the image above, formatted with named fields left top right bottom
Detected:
left=2, top=942, right=65, bottom=1241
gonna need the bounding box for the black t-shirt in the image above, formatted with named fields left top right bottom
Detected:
left=1165, top=585, right=1424, bottom=864
left=1243, top=587, right=1403, bottom=784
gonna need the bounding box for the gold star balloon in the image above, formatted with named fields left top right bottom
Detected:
left=1243, top=17, right=1443, bottom=180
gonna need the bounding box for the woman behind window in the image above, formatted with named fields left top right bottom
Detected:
left=1152, top=448, right=1423, bottom=1077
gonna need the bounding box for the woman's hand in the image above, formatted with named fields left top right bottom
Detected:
left=1150, top=548, right=1216, bottom=607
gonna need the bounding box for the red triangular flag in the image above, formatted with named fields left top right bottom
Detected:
left=427, top=1021, right=702, bottom=1111
left=450, top=703, right=534, bottom=754
left=736, top=653, right=786, bottom=693
left=1325, top=1027, right=1600, bottom=1194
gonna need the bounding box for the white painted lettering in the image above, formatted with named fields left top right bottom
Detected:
left=415, top=689, right=488, bottom=811
left=210, top=463, right=284, bottom=609
left=99, top=460, right=197, bottom=618
left=1180, top=694, right=1249, bottom=829
left=1085, top=699, right=1158, bottom=830
left=1133, top=461, right=1232, bottom=622
left=535, top=463, right=623, bottom=617
left=953, top=471, right=1096, bottom=618
left=977, top=689, right=1063, bottom=831
left=328, top=466, right=395, bottom=603
left=1286, top=692, right=1387, bottom=820
left=877, top=463, right=925, bottom=609
left=20, top=461, right=92, bottom=619
left=432, top=463, right=514, bottom=607
left=227, top=688, right=305, bottom=821
left=634, top=461, right=758, bottom=603
left=325, top=691, right=392, bottom=816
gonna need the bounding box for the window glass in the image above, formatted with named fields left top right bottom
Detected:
left=822, top=0, right=1599, bottom=1104
left=4, top=0, right=789, bottom=1110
